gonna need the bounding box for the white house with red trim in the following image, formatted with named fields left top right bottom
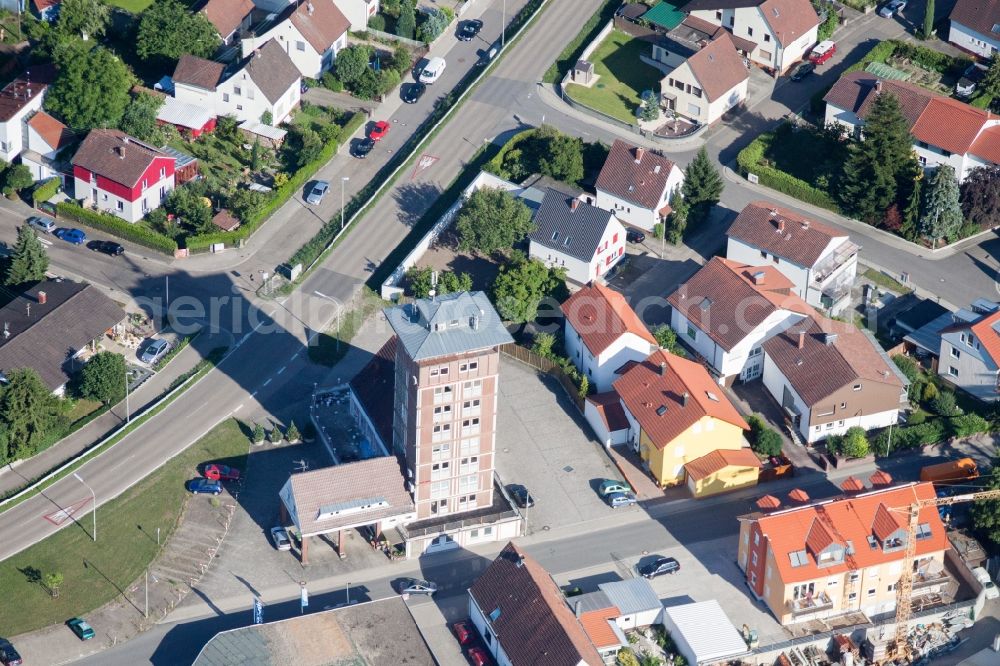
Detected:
left=71, top=130, right=176, bottom=223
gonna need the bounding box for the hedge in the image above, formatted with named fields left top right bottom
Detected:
left=736, top=131, right=841, bottom=212
left=483, top=128, right=535, bottom=177
left=55, top=202, right=178, bottom=254
left=32, top=178, right=60, bottom=205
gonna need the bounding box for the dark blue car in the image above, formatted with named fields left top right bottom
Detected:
left=55, top=228, right=86, bottom=245
left=186, top=478, right=222, bottom=495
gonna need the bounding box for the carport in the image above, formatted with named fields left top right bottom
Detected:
left=278, top=457, right=415, bottom=564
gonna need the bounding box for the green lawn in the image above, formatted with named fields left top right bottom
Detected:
left=760, top=124, right=849, bottom=191
left=105, top=0, right=153, bottom=12
left=564, top=30, right=662, bottom=125
left=64, top=398, right=104, bottom=424
left=0, top=419, right=250, bottom=637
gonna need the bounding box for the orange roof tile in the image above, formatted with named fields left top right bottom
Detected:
left=970, top=125, right=1000, bottom=165
left=613, top=350, right=748, bottom=449
left=579, top=607, right=622, bottom=649
left=871, top=503, right=904, bottom=541
left=752, top=483, right=947, bottom=584
left=788, top=488, right=810, bottom=503
left=805, top=518, right=834, bottom=555
left=562, top=282, right=657, bottom=357
left=870, top=470, right=893, bottom=486
left=586, top=391, right=630, bottom=432
left=970, top=309, right=1000, bottom=367
left=684, top=447, right=761, bottom=481
left=911, top=97, right=994, bottom=156
left=27, top=111, right=71, bottom=152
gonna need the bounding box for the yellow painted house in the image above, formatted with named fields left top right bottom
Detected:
left=613, top=350, right=757, bottom=496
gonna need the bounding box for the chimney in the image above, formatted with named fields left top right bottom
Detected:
left=874, top=80, right=883, bottom=93
left=115, top=146, right=125, bottom=159
left=801, top=219, right=810, bottom=230
left=752, top=271, right=766, bottom=285
left=776, top=219, right=785, bottom=233
left=307, top=1, right=314, bottom=13
left=797, top=330, right=805, bottom=349
left=769, top=208, right=777, bottom=217
left=824, top=333, right=838, bottom=346
left=570, top=198, right=579, bottom=212
left=37, top=291, right=47, bottom=305
left=682, top=391, right=689, bottom=407
left=634, top=147, right=645, bottom=164
left=659, top=361, right=666, bottom=376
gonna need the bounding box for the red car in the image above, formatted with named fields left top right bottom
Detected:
left=453, top=620, right=474, bottom=645
left=808, top=40, right=836, bottom=64
left=369, top=120, right=391, bottom=141
left=204, top=464, right=241, bottom=481
left=467, top=646, right=490, bottom=666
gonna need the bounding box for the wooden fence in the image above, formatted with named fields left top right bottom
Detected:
left=499, top=343, right=585, bottom=412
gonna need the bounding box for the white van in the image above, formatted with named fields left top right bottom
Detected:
left=972, top=567, right=999, bottom=600
left=419, top=57, right=447, bottom=84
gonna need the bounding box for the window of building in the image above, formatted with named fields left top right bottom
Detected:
left=236, top=104, right=243, bottom=111
left=460, top=456, right=479, bottom=474
left=433, top=405, right=452, bottom=419
left=160, top=166, right=166, bottom=179
left=430, top=480, right=449, bottom=498
left=715, top=9, right=721, bottom=18
left=792, top=583, right=815, bottom=599
left=764, top=33, right=771, bottom=42
left=459, top=494, right=478, bottom=511
left=234, top=86, right=241, bottom=96
left=754, top=532, right=760, bottom=546
left=460, top=438, right=480, bottom=456
left=840, top=402, right=846, bottom=409
left=433, top=385, right=454, bottom=403
left=687, top=102, right=701, bottom=116
left=432, top=444, right=450, bottom=461
left=296, top=40, right=306, bottom=51
left=951, top=347, right=961, bottom=359
left=760, top=250, right=767, bottom=259
left=691, top=86, right=702, bottom=98
left=686, top=323, right=697, bottom=341
left=142, top=179, right=148, bottom=190
left=747, top=26, right=753, bottom=36
left=751, top=552, right=758, bottom=566
left=750, top=571, right=757, bottom=585
left=432, top=423, right=451, bottom=442
left=837, top=420, right=844, bottom=427
left=948, top=365, right=959, bottom=377
left=853, top=384, right=862, bottom=391
left=431, top=462, right=450, bottom=480
left=462, top=418, right=480, bottom=434
left=915, top=523, right=933, bottom=540
left=459, top=474, right=478, bottom=493
left=867, top=588, right=876, bottom=598
left=826, top=422, right=834, bottom=429
left=463, top=379, right=482, bottom=396
left=848, top=592, right=858, bottom=600
left=223, top=93, right=230, bottom=102
left=116, top=200, right=124, bottom=211
left=774, top=256, right=780, bottom=264
left=729, top=15, right=734, bottom=26
left=849, top=572, right=860, bottom=582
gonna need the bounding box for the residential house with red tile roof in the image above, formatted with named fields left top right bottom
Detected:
left=681, top=0, right=820, bottom=74
left=0, top=64, right=56, bottom=163
left=658, top=32, right=749, bottom=126
left=71, top=129, right=176, bottom=223
left=667, top=256, right=813, bottom=384
left=612, top=349, right=753, bottom=492
left=726, top=201, right=859, bottom=314
left=22, top=110, right=74, bottom=184
left=824, top=72, right=1000, bottom=182
left=761, top=316, right=907, bottom=442
left=241, top=0, right=350, bottom=79
left=199, top=0, right=254, bottom=45
left=737, top=482, right=951, bottom=625
left=30, top=0, right=60, bottom=21
left=948, top=0, right=1000, bottom=58
left=468, top=542, right=605, bottom=666
left=938, top=305, right=1000, bottom=401
left=561, top=282, right=657, bottom=392
left=594, top=140, right=685, bottom=232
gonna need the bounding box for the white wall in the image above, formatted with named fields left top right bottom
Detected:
left=671, top=309, right=724, bottom=375
left=469, top=594, right=514, bottom=666
left=217, top=69, right=301, bottom=125
left=662, top=63, right=747, bottom=125
left=939, top=335, right=1000, bottom=402
left=73, top=175, right=174, bottom=223
left=242, top=23, right=346, bottom=79
left=26, top=123, right=58, bottom=159
left=174, top=81, right=216, bottom=108
left=333, top=0, right=379, bottom=31
left=614, top=607, right=662, bottom=630
left=584, top=398, right=629, bottom=446
left=21, top=152, right=61, bottom=184
left=761, top=352, right=811, bottom=441
left=594, top=166, right=684, bottom=231
left=949, top=21, right=1000, bottom=59
left=565, top=320, right=654, bottom=393
left=0, top=94, right=43, bottom=162
left=529, top=240, right=592, bottom=284
left=725, top=237, right=811, bottom=300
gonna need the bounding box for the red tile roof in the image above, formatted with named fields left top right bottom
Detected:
left=287, top=0, right=350, bottom=53
left=561, top=282, right=656, bottom=356
left=683, top=33, right=748, bottom=103
left=871, top=503, right=904, bottom=542
left=469, top=543, right=604, bottom=666
left=667, top=257, right=812, bottom=352
left=752, top=482, right=947, bottom=584
left=211, top=209, right=241, bottom=231
left=757, top=494, right=781, bottom=509
left=804, top=517, right=834, bottom=554
left=173, top=55, right=226, bottom=91
left=613, top=350, right=748, bottom=449
left=27, top=111, right=72, bottom=152
left=579, top=608, right=622, bottom=649
left=971, top=309, right=1000, bottom=366
left=71, top=129, right=174, bottom=188
left=200, top=0, right=254, bottom=38
left=727, top=201, right=846, bottom=268
left=840, top=476, right=865, bottom=492
left=761, top=315, right=903, bottom=406
left=587, top=391, right=630, bottom=433
left=911, top=96, right=993, bottom=156
left=758, top=0, right=820, bottom=46
left=970, top=125, right=1000, bottom=164
left=595, top=140, right=678, bottom=210
left=870, top=470, right=893, bottom=486
left=949, top=0, right=1000, bottom=39
left=684, top=447, right=761, bottom=481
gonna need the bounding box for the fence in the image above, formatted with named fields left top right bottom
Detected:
left=362, top=27, right=425, bottom=49
left=498, top=343, right=585, bottom=413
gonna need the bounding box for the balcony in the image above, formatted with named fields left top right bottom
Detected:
left=813, top=241, right=859, bottom=285
left=788, top=591, right=834, bottom=615
left=912, top=567, right=951, bottom=591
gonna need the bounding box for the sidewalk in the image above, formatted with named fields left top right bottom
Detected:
left=0, top=327, right=232, bottom=499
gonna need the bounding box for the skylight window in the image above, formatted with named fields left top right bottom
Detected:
left=551, top=231, right=560, bottom=242
left=705, top=391, right=719, bottom=402
left=789, top=550, right=808, bottom=567
left=563, top=236, right=572, bottom=247
left=656, top=405, right=667, bottom=416
left=489, top=607, right=502, bottom=622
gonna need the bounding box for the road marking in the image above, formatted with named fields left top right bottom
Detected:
left=38, top=238, right=52, bottom=246
left=43, top=497, right=92, bottom=525
left=262, top=378, right=272, bottom=387
left=251, top=391, right=258, bottom=397
left=229, top=403, right=244, bottom=416
left=277, top=366, right=286, bottom=375
left=290, top=351, right=300, bottom=360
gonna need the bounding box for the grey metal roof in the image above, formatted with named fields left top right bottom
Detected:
left=599, top=579, right=662, bottom=615
left=569, top=590, right=614, bottom=614
left=528, top=188, right=617, bottom=263
left=904, top=311, right=957, bottom=355
left=385, top=291, right=513, bottom=361
left=662, top=600, right=749, bottom=663
left=159, top=144, right=197, bottom=169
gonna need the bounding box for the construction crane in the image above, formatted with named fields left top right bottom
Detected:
left=884, top=487, right=1000, bottom=662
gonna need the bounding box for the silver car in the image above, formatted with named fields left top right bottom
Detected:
left=270, top=526, right=291, bottom=551
left=140, top=338, right=170, bottom=364
left=397, top=578, right=438, bottom=596
left=27, top=216, right=55, bottom=234
left=305, top=180, right=329, bottom=205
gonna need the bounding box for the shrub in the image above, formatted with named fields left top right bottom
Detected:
left=368, top=13, right=386, bottom=31
left=56, top=202, right=178, bottom=254
left=417, top=7, right=450, bottom=43
left=931, top=390, right=958, bottom=416
left=269, top=424, right=283, bottom=443
left=286, top=420, right=301, bottom=442
left=321, top=72, right=344, bottom=92
left=252, top=422, right=265, bottom=443
left=951, top=413, right=990, bottom=437
left=907, top=409, right=928, bottom=425
left=32, top=178, right=60, bottom=205
left=754, top=428, right=783, bottom=458
left=736, top=131, right=840, bottom=212
left=532, top=332, right=556, bottom=359
left=840, top=426, right=870, bottom=458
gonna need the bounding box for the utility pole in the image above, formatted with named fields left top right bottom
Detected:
left=341, top=177, right=350, bottom=231
left=74, top=473, right=96, bottom=542
left=125, top=365, right=131, bottom=423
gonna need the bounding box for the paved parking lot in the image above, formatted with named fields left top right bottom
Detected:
left=495, top=358, right=623, bottom=535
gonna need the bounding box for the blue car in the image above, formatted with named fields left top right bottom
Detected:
left=55, top=228, right=86, bottom=245
left=186, top=478, right=222, bottom=495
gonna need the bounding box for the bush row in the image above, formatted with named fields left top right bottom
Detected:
left=736, top=132, right=841, bottom=212
left=871, top=412, right=991, bottom=454
left=55, top=202, right=178, bottom=254
left=32, top=178, right=60, bottom=205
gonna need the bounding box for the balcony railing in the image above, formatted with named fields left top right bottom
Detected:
left=788, top=591, right=834, bottom=615
left=813, top=241, right=860, bottom=284
left=912, top=569, right=951, bottom=591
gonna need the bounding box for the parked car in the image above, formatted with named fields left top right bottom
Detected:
left=477, top=45, right=499, bottom=67
left=790, top=62, right=815, bottom=82
left=369, top=120, right=391, bottom=141
left=55, top=227, right=86, bottom=245
left=270, top=526, right=292, bottom=551
left=625, top=228, right=645, bottom=244
left=453, top=620, right=474, bottom=645
left=139, top=338, right=170, bottom=364
left=458, top=19, right=483, bottom=41
left=878, top=0, right=906, bottom=17
left=305, top=180, right=329, bottom=205
left=186, top=478, right=222, bottom=495
left=638, top=556, right=681, bottom=579
left=0, top=639, right=22, bottom=666
left=507, top=484, right=534, bottom=508
left=402, top=82, right=426, bottom=104
left=467, top=646, right=491, bottom=666
left=808, top=40, right=836, bottom=64
left=598, top=480, right=633, bottom=497
left=397, top=578, right=438, bottom=595
left=605, top=491, right=637, bottom=508
left=87, top=240, right=125, bottom=256
left=352, top=137, right=376, bottom=158
left=956, top=62, right=987, bottom=98
left=67, top=618, right=95, bottom=641
left=26, top=215, right=55, bottom=234
left=972, top=567, right=999, bottom=600
left=419, top=57, right=447, bottom=83
left=204, top=463, right=241, bottom=481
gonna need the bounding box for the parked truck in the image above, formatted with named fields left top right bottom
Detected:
left=920, top=458, right=980, bottom=485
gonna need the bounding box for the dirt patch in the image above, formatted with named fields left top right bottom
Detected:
left=414, top=233, right=504, bottom=292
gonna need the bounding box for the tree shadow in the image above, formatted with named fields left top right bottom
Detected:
left=393, top=181, right=444, bottom=227
left=18, top=565, right=41, bottom=586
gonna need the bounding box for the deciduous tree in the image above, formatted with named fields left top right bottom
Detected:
left=455, top=187, right=534, bottom=254
left=46, top=43, right=132, bottom=130
left=57, top=0, right=110, bottom=39
left=972, top=457, right=1000, bottom=546
left=492, top=255, right=565, bottom=323
left=417, top=8, right=449, bottom=43
left=920, top=164, right=964, bottom=247
left=137, top=0, right=219, bottom=63
left=961, top=165, right=1000, bottom=229
left=77, top=351, right=127, bottom=405
left=651, top=324, right=685, bottom=356
left=335, top=44, right=373, bottom=85
left=5, top=224, right=49, bottom=286
left=396, top=0, right=416, bottom=39
left=539, top=134, right=584, bottom=185
left=118, top=92, right=165, bottom=145
left=840, top=426, right=870, bottom=458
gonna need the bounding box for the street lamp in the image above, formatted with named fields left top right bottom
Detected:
left=124, top=365, right=131, bottom=424
left=73, top=473, right=96, bottom=542
left=340, top=177, right=350, bottom=231
left=502, top=0, right=506, bottom=47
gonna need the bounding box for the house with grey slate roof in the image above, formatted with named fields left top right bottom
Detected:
left=528, top=188, right=627, bottom=285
